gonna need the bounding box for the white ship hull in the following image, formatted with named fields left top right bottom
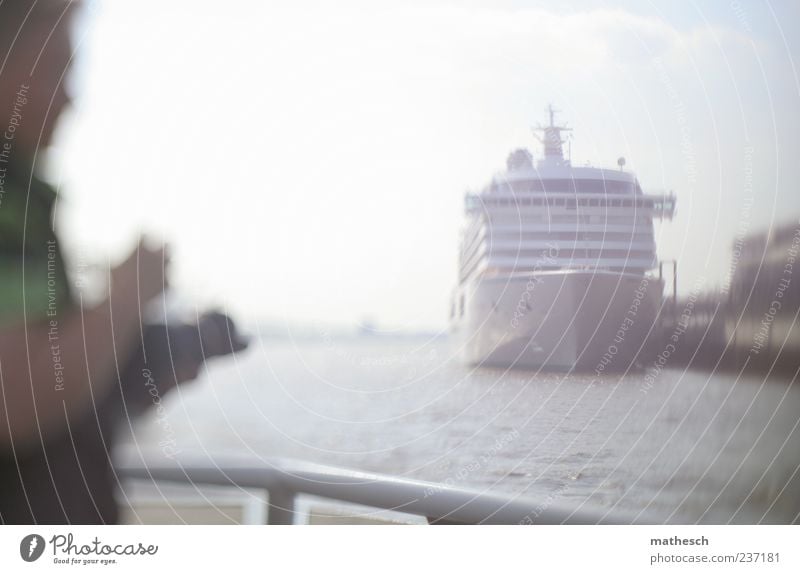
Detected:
left=453, top=270, right=662, bottom=370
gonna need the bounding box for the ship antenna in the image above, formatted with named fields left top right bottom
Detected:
left=533, top=104, right=572, bottom=165
left=567, top=133, right=573, bottom=164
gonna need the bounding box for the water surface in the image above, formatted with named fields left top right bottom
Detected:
left=123, top=336, right=800, bottom=523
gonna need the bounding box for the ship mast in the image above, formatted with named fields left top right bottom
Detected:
left=533, top=104, right=572, bottom=166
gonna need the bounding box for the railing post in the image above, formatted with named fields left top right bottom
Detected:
left=672, top=260, right=678, bottom=308
left=267, top=487, right=296, bottom=525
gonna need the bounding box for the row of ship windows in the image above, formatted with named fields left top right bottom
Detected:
left=489, top=179, right=640, bottom=195
left=459, top=232, right=655, bottom=270
left=488, top=231, right=654, bottom=241
left=459, top=229, right=654, bottom=261
left=460, top=249, right=654, bottom=266
left=487, top=249, right=654, bottom=259
left=490, top=215, right=653, bottom=224
left=458, top=249, right=654, bottom=280
left=477, top=196, right=655, bottom=208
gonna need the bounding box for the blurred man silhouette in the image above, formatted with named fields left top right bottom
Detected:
left=0, top=0, right=246, bottom=523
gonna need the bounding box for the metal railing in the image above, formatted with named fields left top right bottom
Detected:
left=116, top=454, right=652, bottom=525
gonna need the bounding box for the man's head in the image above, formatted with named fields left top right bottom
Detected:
left=0, top=1, right=78, bottom=163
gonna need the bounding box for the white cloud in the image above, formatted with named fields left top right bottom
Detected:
left=52, top=1, right=797, bottom=329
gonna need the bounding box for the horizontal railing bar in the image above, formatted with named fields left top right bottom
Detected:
left=116, top=454, right=658, bottom=525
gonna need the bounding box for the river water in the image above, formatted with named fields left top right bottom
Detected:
left=124, top=336, right=800, bottom=524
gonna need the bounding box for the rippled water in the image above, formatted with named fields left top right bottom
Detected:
left=124, top=336, right=800, bottom=523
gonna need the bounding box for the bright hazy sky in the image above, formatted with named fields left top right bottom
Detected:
left=49, top=0, right=800, bottom=331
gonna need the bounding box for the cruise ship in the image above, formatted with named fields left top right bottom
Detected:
left=451, top=107, right=676, bottom=370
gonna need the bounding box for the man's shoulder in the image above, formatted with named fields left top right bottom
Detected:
left=0, top=167, right=57, bottom=247
left=0, top=168, right=69, bottom=325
